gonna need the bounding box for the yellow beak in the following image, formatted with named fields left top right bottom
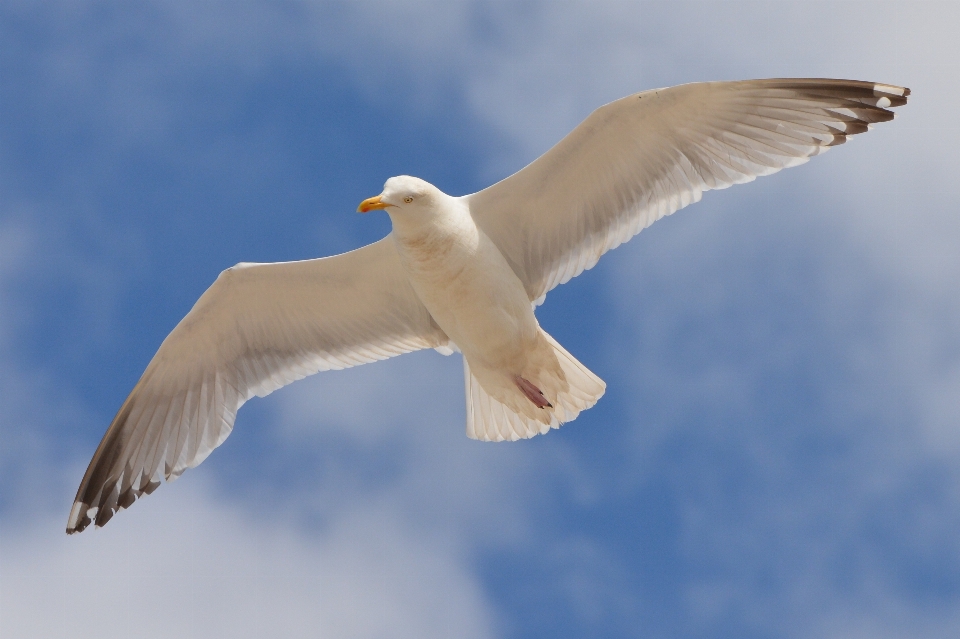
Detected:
left=357, top=195, right=393, bottom=213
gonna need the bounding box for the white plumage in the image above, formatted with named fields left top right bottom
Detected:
left=67, top=78, right=908, bottom=533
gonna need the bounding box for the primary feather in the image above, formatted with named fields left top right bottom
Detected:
left=68, top=239, right=446, bottom=532
left=469, top=78, right=909, bottom=304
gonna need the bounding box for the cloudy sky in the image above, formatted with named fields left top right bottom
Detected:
left=2, top=1, right=959, bottom=637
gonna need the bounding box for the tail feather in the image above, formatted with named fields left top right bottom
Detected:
left=465, top=331, right=605, bottom=442
left=542, top=331, right=606, bottom=415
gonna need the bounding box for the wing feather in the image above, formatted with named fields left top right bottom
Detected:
left=467, top=79, right=909, bottom=304
left=67, top=236, right=446, bottom=533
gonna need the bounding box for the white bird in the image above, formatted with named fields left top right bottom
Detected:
left=67, top=78, right=909, bottom=533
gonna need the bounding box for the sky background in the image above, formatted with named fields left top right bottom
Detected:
left=1, top=1, right=959, bottom=638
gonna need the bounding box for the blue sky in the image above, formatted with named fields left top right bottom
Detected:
left=2, top=2, right=959, bottom=638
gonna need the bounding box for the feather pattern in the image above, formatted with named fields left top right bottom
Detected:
left=67, top=236, right=446, bottom=533
left=467, top=79, right=909, bottom=304
left=464, top=330, right=605, bottom=442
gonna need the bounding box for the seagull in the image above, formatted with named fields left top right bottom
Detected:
left=67, top=78, right=909, bottom=533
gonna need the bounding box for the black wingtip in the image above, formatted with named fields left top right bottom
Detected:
left=66, top=501, right=92, bottom=534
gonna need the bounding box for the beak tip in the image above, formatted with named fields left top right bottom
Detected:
left=357, top=195, right=388, bottom=214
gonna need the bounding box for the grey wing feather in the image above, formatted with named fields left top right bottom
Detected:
left=467, top=78, right=909, bottom=304
left=67, top=236, right=445, bottom=533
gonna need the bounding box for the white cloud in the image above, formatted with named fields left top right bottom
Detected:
left=0, top=480, right=496, bottom=639
left=276, top=350, right=465, bottom=444
left=259, top=351, right=538, bottom=545
left=0, top=317, right=505, bottom=638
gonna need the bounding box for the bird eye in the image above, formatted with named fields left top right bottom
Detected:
left=403, top=196, right=414, bottom=203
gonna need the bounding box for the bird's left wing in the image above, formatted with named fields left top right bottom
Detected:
left=67, top=236, right=446, bottom=533
left=467, top=79, right=909, bottom=304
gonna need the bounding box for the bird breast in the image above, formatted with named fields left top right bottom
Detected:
left=390, top=202, right=538, bottom=368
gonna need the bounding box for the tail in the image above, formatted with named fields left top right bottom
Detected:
left=465, top=331, right=605, bottom=442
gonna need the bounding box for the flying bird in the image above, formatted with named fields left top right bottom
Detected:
left=67, top=78, right=909, bottom=533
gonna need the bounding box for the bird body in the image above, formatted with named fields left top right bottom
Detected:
left=67, top=78, right=909, bottom=533
left=378, top=177, right=604, bottom=433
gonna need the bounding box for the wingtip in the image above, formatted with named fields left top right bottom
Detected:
left=66, top=501, right=90, bottom=534
left=872, top=82, right=910, bottom=107
left=873, top=82, right=909, bottom=98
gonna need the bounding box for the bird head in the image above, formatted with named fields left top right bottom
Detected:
left=357, top=176, right=436, bottom=215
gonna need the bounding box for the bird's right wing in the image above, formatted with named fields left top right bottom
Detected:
left=68, top=235, right=446, bottom=533
left=467, top=79, right=909, bottom=305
